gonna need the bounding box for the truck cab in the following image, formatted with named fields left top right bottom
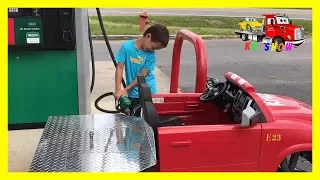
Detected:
left=261, top=13, right=305, bottom=49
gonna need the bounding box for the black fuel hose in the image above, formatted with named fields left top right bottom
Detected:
left=88, top=14, right=95, bottom=93
left=94, top=92, right=120, bottom=113
left=89, top=8, right=127, bottom=113
left=96, top=8, right=126, bottom=88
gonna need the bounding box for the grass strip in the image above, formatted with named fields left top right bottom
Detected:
left=89, top=16, right=312, bottom=37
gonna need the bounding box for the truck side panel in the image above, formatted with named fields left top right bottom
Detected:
left=258, top=120, right=312, bottom=171
left=158, top=124, right=262, bottom=172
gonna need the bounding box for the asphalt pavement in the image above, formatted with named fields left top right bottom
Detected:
left=88, top=8, right=312, bottom=20
left=92, top=38, right=312, bottom=106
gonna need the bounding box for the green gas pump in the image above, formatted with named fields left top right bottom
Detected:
left=8, top=8, right=91, bottom=130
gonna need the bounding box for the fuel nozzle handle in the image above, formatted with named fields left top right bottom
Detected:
left=116, top=95, right=132, bottom=115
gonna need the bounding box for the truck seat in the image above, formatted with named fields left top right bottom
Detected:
left=138, top=82, right=185, bottom=128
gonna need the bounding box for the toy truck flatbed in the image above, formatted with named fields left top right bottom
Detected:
left=235, top=30, right=265, bottom=42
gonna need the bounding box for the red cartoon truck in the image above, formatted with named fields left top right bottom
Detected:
left=235, top=13, right=305, bottom=52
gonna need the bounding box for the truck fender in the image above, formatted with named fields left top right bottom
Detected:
left=274, top=143, right=312, bottom=170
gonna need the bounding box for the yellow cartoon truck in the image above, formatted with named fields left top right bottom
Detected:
left=239, top=17, right=262, bottom=32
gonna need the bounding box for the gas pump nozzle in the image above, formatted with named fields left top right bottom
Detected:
left=115, top=95, right=131, bottom=115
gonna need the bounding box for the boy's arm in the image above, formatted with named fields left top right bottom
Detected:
left=124, top=53, right=156, bottom=92
left=114, top=44, right=127, bottom=99
left=115, top=63, right=124, bottom=92
left=124, top=69, right=149, bottom=92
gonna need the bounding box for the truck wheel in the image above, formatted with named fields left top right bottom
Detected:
left=274, top=37, right=284, bottom=52
left=246, top=24, right=252, bottom=32
left=278, top=152, right=312, bottom=172
left=241, top=34, right=248, bottom=41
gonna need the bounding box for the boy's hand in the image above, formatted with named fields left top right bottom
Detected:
left=114, top=89, right=122, bottom=100
left=114, top=89, right=129, bottom=100
left=121, top=89, right=128, bottom=97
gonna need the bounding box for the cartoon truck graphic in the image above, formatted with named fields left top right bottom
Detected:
left=235, top=13, right=305, bottom=52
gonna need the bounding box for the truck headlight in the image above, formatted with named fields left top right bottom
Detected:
left=295, top=28, right=300, bottom=40
left=287, top=35, right=291, bottom=40
left=301, top=27, right=304, bottom=31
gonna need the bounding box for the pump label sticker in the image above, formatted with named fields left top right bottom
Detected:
left=14, top=17, right=43, bottom=45
left=26, top=32, right=40, bottom=44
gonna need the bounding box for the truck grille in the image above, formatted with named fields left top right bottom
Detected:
left=295, top=28, right=305, bottom=40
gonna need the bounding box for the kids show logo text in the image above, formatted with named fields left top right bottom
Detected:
left=244, top=41, right=293, bottom=51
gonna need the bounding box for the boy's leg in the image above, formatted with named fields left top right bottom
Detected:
left=129, top=98, right=142, bottom=117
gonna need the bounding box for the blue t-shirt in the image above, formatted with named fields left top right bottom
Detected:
left=115, top=40, right=157, bottom=98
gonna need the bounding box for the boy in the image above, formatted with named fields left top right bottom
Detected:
left=114, top=24, right=170, bottom=116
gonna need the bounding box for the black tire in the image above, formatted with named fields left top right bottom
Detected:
left=241, top=33, right=248, bottom=41
left=278, top=152, right=312, bottom=172
left=273, top=37, right=284, bottom=52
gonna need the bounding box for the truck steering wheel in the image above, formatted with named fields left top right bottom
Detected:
left=200, top=81, right=228, bottom=103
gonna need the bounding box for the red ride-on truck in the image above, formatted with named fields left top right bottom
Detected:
left=235, top=13, right=305, bottom=52
left=29, top=30, right=312, bottom=172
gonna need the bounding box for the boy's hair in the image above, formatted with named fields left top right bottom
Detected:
left=143, top=24, right=170, bottom=48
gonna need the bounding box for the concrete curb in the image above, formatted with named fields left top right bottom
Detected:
left=91, top=35, right=239, bottom=40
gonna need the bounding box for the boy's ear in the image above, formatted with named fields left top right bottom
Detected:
left=145, top=33, right=152, bottom=39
